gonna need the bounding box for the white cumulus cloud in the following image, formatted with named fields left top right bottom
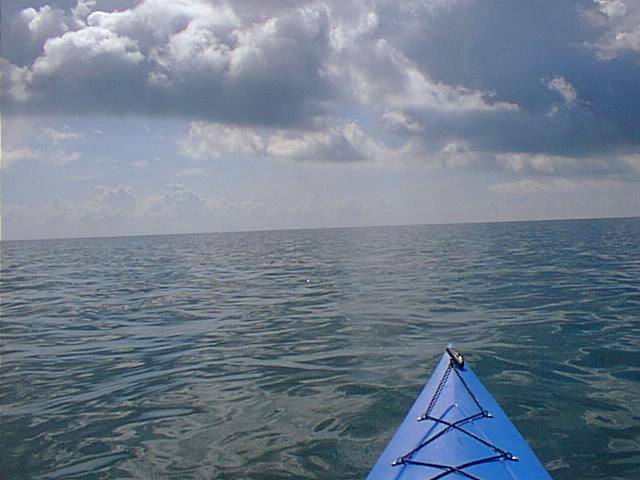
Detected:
left=32, top=25, right=144, bottom=77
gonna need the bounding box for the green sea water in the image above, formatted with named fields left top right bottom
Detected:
left=1, top=218, right=639, bottom=479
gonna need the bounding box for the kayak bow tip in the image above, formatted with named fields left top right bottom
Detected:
left=445, top=345, right=465, bottom=368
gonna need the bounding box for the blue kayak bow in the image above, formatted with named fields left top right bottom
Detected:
left=367, top=348, right=552, bottom=480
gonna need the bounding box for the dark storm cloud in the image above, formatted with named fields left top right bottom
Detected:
left=376, top=0, right=640, bottom=155
left=403, top=102, right=626, bottom=157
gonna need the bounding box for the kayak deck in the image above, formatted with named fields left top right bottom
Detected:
left=367, top=349, right=552, bottom=480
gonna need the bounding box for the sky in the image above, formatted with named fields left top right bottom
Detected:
left=1, top=0, right=639, bottom=240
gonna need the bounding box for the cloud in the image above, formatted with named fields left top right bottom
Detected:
left=589, top=0, right=640, bottom=58
left=2, top=0, right=335, bottom=125
left=142, top=184, right=210, bottom=219
left=439, top=141, right=476, bottom=168
left=2, top=147, right=41, bottom=169
left=545, top=76, right=578, bottom=105
left=620, top=153, right=640, bottom=172
left=33, top=25, right=144, bottom=76
left=494, top=151, right=640, bottom=179
left=180, top=119, right=640, bottom=181
left=179, top=120, right=434, bottom=165
left=595, top=0, right=627, bottom=18
left=0, top=59, right=33, bottom=102
left=0, top=0, right=522, bottom=125
left=1, top=146, right=80, bottom=169
left=43, top=126, right=83, bottom=144
left=339, top=37, right=518, bottom=115
left=179, top=122, right=266, bottom=159
left=138, top=184, right=265, bottom=221
left=8, top=182, right=265, bottom=226
left=83, top=184, right=137, bottom=219
left=180, top=121, right=361, bottom=162
left=1, top=0, right=640, bottom=167
left=1, top=121, right=81, bottom=169
left=377, top=0, right=640, bottom=154
left=266, top=125, right=367, bottom=163
left=496, top=152, right=579, bottom=174
left=2, top=4, right=75, bottom=66
left=380, top=109, right=422, bottom=133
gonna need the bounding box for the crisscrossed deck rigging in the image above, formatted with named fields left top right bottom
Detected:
left=390, top=348, right=519, bottom=480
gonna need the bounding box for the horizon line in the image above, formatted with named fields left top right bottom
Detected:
left=2, top=214, right=638, bottom=243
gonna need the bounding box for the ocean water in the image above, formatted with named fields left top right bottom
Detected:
left=1, top=218, right=639, bottom=480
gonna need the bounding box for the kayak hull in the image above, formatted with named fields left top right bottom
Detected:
left=367, top=350, right=552, bottom=480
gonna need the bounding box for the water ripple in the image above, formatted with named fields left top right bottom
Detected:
left=1, top=218, right=639, bottom=479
